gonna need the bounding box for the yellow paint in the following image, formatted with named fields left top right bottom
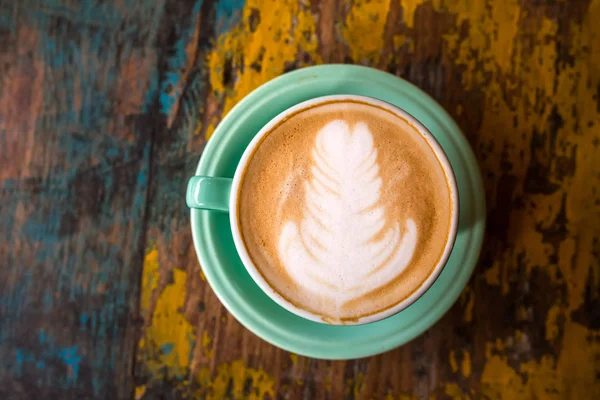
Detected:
left=195, top=360, right=275, bottom=400
left=134, top=385, right=146, bottom=400
left=140, top=245, right=159, bottom=317
left=494, top=338, right=504, bottom=353
left=481, top=352, right=566, bottom=400
left=515, top=306, right=528, bottom=321
left=392, top=33, right=414, bottom=53
left=450, top=350, right=471, bottom=378
left=324, top=366, right=332, bottom=392
left=444, top=383, right=471, bottom=400
left=201, top=331, right=213, bottom=359
left=342, top=0, right=391, bottom=64
left=204, top=121, right=216, bottom=141
left=137, top=255, right=196, bottom=380
left=138, top=0, right=600, bottom=397
left=400, top=0, right=419, bottom=28
left=461, top=351, right=471, bottom=378
left=480, top=355, right=524, bottom=399
left=393, top=34, right=406, bottom=51
left=437, top=0, right=523, bottom=90
left=478, top=324, right=600, bottom=399
left=289, top=353, right=298, bottom=365
left=545, top=304, right=562, bottom=342
left=400, top=0, right=442, bottom=28
left=484, top=260, right=501, bottom=288
left=197, top=367, right=211, bottom=386
left=455, top=104, right=463, bottom=117
left=385, top=394, right=416, bottom=400
left=461, top=286, right=474, bottom=322
left=449, top=350, right=458, bottom=373
left=426, top=0, right=600, bottom=395
left=206, top=0, right=320, bottom=138
left=194, top=120, right=203, bottom=135
left=347, top=372, right=365, bottom=397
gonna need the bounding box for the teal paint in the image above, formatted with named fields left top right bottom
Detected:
left=0, top=0, right=162, bottom=396
left=159, top=0, right=203, bottom=116
left=13, top=332, right=83, bottom=388
left=160, top=343, right=175, bottom=355
left=215, top=0, right=246, bottom=35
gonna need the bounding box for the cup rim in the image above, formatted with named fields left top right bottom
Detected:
left=229, top=94, right=459, bottom=325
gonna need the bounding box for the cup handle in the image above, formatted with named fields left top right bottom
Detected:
left=186, top=176, right=232, bottom=212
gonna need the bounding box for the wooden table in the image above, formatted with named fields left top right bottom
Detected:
left=1, top=0, right=598, bottom=398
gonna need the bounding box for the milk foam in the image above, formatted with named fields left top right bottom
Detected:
left=238, top=100, right=452, bottom=322
left=277, top=120, right=418, bottom=314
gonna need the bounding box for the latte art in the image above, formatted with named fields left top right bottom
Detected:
left=278, top=121, right=418, bottom=310
left=238, top=100, right=453, bottom=322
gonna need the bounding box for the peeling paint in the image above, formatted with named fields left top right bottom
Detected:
left=346, top=372, right=365, bottom=397
left=201, top=331, right=214, bottom=359
left=545, top=304, right=562, bottom=342
left=134, top=384, right=146, bottom=399
left=449, top=350, right=458, bottom=373
left=195, top=360, right=275, bottom=400
left=206, top=0, right=320, bottom=138
left=444, top=383, right=471, bottom=400
left=137, top=247, right=196, bottom=380
left=289, top=353, right=298, bottom=366
left=461, top=286, right=474, bottom=323
left=136, top=0, right=600, bottom=398
left=461, top=351, right=471, bottom=378
left=140, top=245, right=159, bottom=317
left=342, top=0, right=390, bottom=64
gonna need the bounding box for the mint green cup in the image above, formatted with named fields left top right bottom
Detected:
left=188, top=94, right=460, bottom=325
left=187, top=65, right=485, bottom=358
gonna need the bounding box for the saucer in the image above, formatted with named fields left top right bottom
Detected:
left=190, top=65, right=485, bottom=359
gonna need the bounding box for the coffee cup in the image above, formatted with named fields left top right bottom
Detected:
left=187, top=95, right=459, bottom=325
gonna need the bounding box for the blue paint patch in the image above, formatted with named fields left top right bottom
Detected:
left=0, top=12, right=16, bottom=33
left=39, top=330, right=48, bottom=344
left=15, top=348, right=35, bottom=376
left=0, top=175, right=17, bottom=238
left=215, top=0, right=246, bottom=35
left=43, top=290, right=54, bottom=313
left=158, top=0, right=205, bottom=115
left=58, top=346, right=82, bottom=384
left=133, top=143, right=152, bottom=212
left=137, top=163, right=148, bottom=186
left=106, top=147, right=119, bottom=158
left=143, top=69, right=160, bottom=112
left=160, top=343, right=175, bottom=355
left=187, top=332, right=196, bottom=363
left=45, top=37, right=66, bottom=67
left=159, top=71, right=181, bottom=114
left=13, top=331, right=84, bottom=387
left=21, top=207, right=63, bottom=244
left=1, top=271, right=31, bottom=326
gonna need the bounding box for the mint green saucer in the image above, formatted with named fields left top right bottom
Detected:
left=190, top=65, right=485, bottom=359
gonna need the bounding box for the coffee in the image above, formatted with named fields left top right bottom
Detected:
left=237, top=100, right=453, bottom=323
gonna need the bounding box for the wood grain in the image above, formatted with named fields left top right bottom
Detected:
left=1, top=0, right=599, bottom=399
left=0, top=0, right=163, bottom=397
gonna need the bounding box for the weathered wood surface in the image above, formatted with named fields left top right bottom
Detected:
left=0, top=0, right=598, bottom=399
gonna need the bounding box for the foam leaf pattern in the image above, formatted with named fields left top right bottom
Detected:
left=278, top=120, right=417, bottom=308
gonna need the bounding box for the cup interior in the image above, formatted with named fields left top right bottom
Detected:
left=229, top=94, right=459, bottom=325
